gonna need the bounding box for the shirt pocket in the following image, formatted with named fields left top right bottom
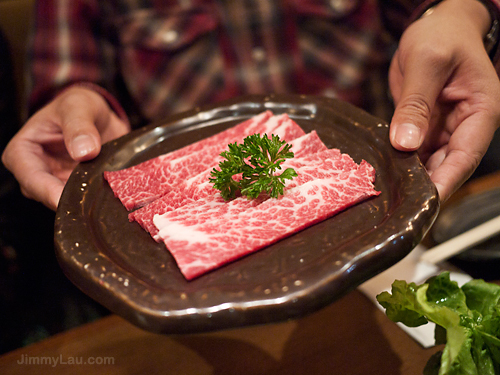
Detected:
left=115, top=6, right=219, bottom=53
left=286, top=0, right=361, bottom=20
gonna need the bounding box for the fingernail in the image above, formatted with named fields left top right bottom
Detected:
left=395, top=123, right=421, bottom=149
left=71, top=134, right=96, bottom=158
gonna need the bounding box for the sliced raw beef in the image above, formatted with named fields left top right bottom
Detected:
left=151, top=150, right=359, bottom=234
left=152, top=150, right=369, bottom=231
left=104, top=110, right=380, bottom=281
left=105, top=111, right=305, bottom=210
left=128, top=131, right=328, bottom=239
left=153, top=155, right=379, bottom=280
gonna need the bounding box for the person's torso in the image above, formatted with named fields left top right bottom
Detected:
left=102, top=0, right=389, bottom=121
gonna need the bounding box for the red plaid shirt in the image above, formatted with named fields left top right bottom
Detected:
left=28, top=0, right=500, bottom=128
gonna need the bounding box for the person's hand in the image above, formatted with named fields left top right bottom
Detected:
left=389, top=0, right=500, bottom=202
left=1, top=86, right=130, bottom=211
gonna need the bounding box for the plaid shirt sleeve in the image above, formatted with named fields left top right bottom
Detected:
left=27, top=0, right=500, bottom=127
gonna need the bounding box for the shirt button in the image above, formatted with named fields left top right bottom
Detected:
left=252, top=47, right=266, bottom=62
left=161, top=29, right=179, bottom=44
left=329, top=0, right=357, bottom=14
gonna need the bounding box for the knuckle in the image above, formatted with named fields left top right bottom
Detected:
left=449, top=149, right=483, bottom=176
left=58, top=87, right=92, bottom=106
left=398, top=92, right=432, bottom=120
left=57, top=86, right=102, bottom=110
left=467, top=150, right=484, bottom=171
left=1, top=142, right=14, bottom=168
left=418, top=44, right=452, bottom=67
left=1, top=151, right=7, bottom=168
left=402, top=30, right=455, bottom=65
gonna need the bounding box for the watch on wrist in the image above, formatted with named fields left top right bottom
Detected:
left=477, top=0, right=500, bottom=58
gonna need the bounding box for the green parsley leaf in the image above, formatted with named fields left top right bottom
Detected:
left=209, top=133, right=297, bottom=201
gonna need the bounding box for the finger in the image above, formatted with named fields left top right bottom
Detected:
left=2, top=140, right=66, bottom=211
left=388, top=49, right=403, bottom=104
left=424, top=114, right=495, bottom=201
left=427, top=148, right=478, bottom=202
left=20, top=172, right=65, bottom=211
left=389, top=48, right=453, bottom=151
left=56, top=88, right=110, bottom=162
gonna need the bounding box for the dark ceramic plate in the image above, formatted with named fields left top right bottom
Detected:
left=55, top=94, right=439, bottom=334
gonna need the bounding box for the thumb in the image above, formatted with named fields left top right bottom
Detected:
left=389, top=53, right=450, bottom=152
left=67, top=127, right=101, bottom=162
left=57, top=88, right=110, bottom=161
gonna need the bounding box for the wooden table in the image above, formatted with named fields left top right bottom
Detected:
left=1, top=172, right=499, bottom=375
left=0, top=290, right=443, bottom=375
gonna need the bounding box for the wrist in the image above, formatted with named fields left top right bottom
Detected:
left=473, top=0, right=500, bottom=57
left=411, top=0, right=500, bottom=61
left=444, top=0, right=491, bottom=32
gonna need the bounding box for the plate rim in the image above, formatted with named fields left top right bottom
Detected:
left=55, top=94, right=439, bottom=333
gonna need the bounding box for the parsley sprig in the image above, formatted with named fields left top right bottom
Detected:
left=209, top=134, right=298, bottom=201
